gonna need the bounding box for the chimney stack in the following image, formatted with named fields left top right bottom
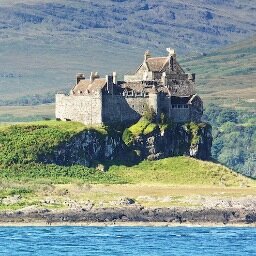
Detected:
left=90, top=72, right=100, bottom=82
left=76, top=73, right=85, bottom=84
left=144, top=50, right=151, bottom=61
left=106, top=74, right=113, bottom=94
left=166, top=48, right=176, bottom=56
left=113, top=71, right=117, bottom=84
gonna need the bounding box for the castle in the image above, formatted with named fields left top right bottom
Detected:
left=55, top=48, right=203, bottom=125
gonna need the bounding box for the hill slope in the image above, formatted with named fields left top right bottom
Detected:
left=0, top=0, right=255, bottom=98
left=182, top=35, right=256, bottom=111
left=0, top=121, right=253, bottom=186
left=0, top=121, right=255, bottom=215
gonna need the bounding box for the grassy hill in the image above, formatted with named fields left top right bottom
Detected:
left=0, top=121, right=253, bottom=186
left=181, top=35, right=256, bottom=111
left=0, top=121, right=255, bottom=211
left=0, top=0, right=255, bottom=99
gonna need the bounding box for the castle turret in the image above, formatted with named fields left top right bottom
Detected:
left=148, top=88, right=159, bottom=118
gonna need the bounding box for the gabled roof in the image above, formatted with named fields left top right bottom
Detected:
left=146, top=57, right=169, bottom=72
left=72, top=78, right=106, bottom=95
left=121, top=82, right=157, bottom=93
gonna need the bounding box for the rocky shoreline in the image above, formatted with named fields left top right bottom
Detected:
left=0, top=206, right=255, bottom=226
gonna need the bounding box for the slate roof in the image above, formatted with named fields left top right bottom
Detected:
left=72, top=79, right=106, bottom=95
left=121, top=82, right=157, bottom=93
left=146, top=57, right=169, bottom=72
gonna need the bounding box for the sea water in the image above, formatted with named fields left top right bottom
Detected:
left=0, top=226, right=255, bottom=255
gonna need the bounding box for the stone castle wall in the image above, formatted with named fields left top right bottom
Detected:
left=55, top=93, right=103, bottom=125
left=160, top=97, right=190, bottom=122
left=102, top=95, right=148, bottom=123
left=56, top=93, right=198, bottom=125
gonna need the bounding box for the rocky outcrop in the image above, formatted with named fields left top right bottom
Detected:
left=128, top=123, right=212, bottom=161
left=0, top=206, right=255, bottom=225
left=38, top=123, right=212, bottom=167
left=39, top=130, right=127, bottom=167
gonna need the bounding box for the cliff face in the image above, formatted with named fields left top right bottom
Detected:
left=39, top=123, right=212, bottom=167
left=129, top=123, right=212, bottom=161
left=39, top=131, right=127, bottom=167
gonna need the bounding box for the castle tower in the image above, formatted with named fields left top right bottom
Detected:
left=148, top=87, right=159, bottom=118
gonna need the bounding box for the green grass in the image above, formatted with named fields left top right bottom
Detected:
left=0, top=121, right=107, bottom=165
left=122, top=118, right=159, bottom=146
left=108, top=157, right=254, bottom=187
left=0, top=157, right=254, bottom=187
left=0, top=119, right=254, bottom=211
left=129, top=118, right=152, bottom=136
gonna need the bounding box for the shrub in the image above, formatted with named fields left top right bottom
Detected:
left=122, top=128, right=134, bottom=146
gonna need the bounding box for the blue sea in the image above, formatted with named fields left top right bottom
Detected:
left=0, top=226, right=255, bottom=255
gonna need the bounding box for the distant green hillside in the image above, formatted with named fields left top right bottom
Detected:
left=0, top=0, right=256, bottom=99
left=0, top=121, right=254, bottom=187
left=182, top=35, right=256, bottom=111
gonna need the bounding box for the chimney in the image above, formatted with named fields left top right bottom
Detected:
left=188, top=73, right=196, bottom=82
left=106, top=75, right=113, bottom=94
left=90, top=72, right=94, bottom=82
left=113, top=71, right=117, bottom=84
left=144, top=50, right=151, bottom=61
left=166, top=48, right=176, bottom=56
left=76, top=73, right=85, bottom=84
left=90, top=72, right=100, bottom=82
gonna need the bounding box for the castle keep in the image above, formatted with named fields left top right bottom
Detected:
left=55, top=49, right=203, bottom=125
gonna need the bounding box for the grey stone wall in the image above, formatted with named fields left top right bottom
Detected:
left=169, top=82, right=195, bottom=96
left=55, top=92, right=103, bottom=125
left=102, top=95, right=148, bottom=123
left=160, top=97, right=191, bottom=122
left=56, top=92, right=202, bottom=125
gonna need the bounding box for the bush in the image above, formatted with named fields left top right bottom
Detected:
left=122, top=128, right=135, bottom=146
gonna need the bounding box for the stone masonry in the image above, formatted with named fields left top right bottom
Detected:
left=55, top=49, right=203, bottom=125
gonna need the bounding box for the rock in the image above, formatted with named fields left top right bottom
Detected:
left=2, top=195, right=21, bottom=205
left=16, top=206, right=50, bottom=214
left=38, top=130, right=127, bottom=167
left=38, top=122, right=212, bottom=167
left=111, top=197, right=136, bottom=206
left=130, top=123, right=212, bottom=161
left=96, top=164, right=105, bottom=172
